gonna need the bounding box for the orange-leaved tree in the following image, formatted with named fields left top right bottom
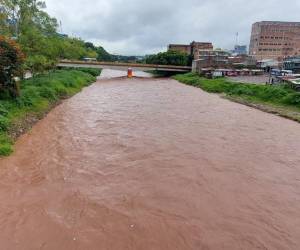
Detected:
left=0, top=36, right=25, bottom=98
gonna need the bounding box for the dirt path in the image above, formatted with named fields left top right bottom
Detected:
left=0, top=70, right=300, bottom=249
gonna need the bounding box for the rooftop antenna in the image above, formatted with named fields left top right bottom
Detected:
left=235, top=32, right=239, bottom=46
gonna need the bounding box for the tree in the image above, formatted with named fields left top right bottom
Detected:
left=145, top=50, right=192, bottom=66
left=0, top=35, right=25, bottom=97
left=0, top=0, right=50, bottom=37
left=0, top=0, right=60, bottom=73
left=0, top=0, right=110, bottom=76
left=59, top=38, right=96, bottom=60
left=83, top=42, right=114, bottom=61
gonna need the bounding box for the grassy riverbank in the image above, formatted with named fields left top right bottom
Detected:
left=0, top=69, right=101, bottom=156
left=174, top=73, right=300, bottom=122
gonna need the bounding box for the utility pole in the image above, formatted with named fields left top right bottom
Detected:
left=59, top=20, right=63, bottom=33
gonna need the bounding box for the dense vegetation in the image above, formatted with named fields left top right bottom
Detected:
left=145, top=50, right=192, bottom=66
left=84, top=42, right=114, bottom=62
left=0, top=0, right=99, bottom=72
left=0, top=0, right=119, bottom=74
left=63, top=67, right=102, bottom=77
left=174, top=73, right=300, bottom=116
left=0, top=69, right=100, bottom=156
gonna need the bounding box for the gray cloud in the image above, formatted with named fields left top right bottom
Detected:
left=46, top=0, right=300, bottom=55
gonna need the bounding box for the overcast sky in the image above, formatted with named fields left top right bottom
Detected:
left=46, top=0, right=300, bottom=55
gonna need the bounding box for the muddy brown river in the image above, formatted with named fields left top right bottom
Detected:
left=0, top=70, right=300, bottom=249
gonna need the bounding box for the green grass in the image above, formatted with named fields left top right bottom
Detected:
left=63, top=67, right=102, bottom=77
left=173, top=73, right=300, bottom=120
left=0, top=69, right=100, bottom=156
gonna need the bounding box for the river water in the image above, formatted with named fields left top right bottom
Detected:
left=0, top=69, right=300, bottom=249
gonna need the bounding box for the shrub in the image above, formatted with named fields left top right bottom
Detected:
left=283, top=93, right=300, bottom=106
left=0, top=36, right=25, bottom=98
left=257, top=86, right=288, bottom=101
left=20, top=86, right=40, bottom=106
left=64, top=67, right=101, bottom=77
left=0, top=143, right=13, bottom=156
left=39, top=86, right=58, bottom=101
left=0, top=104, right=8, bottom=116
left=228, top=84, right=256, bottom=96
left=0, top=116, right=10, bottom=131
left=0, top=133, right=13, bottom=156
left=25, top=55, right=49, bottom=76
left=53, top=84, right=68, bottom=97
left=76, top=68, right=101, bottom=77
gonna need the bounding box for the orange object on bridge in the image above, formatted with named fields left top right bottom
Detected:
left=127, top=68, right=133, bottom=78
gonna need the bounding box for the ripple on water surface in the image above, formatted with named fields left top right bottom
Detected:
left=0, top=69, right=300, bottom=249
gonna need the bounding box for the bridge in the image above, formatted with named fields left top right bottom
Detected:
left=58, top=60, right=192, bottom=72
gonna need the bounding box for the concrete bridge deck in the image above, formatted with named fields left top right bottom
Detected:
left=58, top=60, right=192, bottom=72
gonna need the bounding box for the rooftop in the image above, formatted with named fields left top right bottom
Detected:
left=169, top=44, right=190, bottom=46
left=254, top=21, right=300, bottom=26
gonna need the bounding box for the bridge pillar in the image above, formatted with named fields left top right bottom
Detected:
left=127, top=68, right=133, bottom=78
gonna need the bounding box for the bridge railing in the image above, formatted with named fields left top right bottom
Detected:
left=59, top=60, right=192, bottom=71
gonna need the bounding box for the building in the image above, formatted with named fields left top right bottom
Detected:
left=249, top=21, right=300, bottom=61
left=190, top=42, right=214, bottom=59
left=168, top=44, right=191, bottom=55
left=232, top=45, right=247, bottom=55
left=197, top=49, right=229, bottom=64
left=168, top=41, right=213, bottom=59
left=228, top=54, right=257, bottom=68
left=283, top=57, right=300, bottom=73
left=192, top=49, right=230, bottom=72
left=257, top=59, right=280, bottom=70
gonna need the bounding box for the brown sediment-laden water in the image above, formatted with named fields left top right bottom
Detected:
left=0, top=69, right=300, bottom=250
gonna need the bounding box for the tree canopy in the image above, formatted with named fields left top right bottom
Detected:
left=0, top=0, right=104, bottom=73
left=145, top=50, right=192, bottom=66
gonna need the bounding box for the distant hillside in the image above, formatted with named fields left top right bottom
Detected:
left=84, top=42, right=144, bottom=63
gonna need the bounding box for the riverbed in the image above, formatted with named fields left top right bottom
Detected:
left=0, top=69, right=300, bottom=249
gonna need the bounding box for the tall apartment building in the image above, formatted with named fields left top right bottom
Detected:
left=249, top=21, right=300, bottom=61
left=168, top=41, right=213, bottom=59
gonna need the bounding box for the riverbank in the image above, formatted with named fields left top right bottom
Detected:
left=0, top=69, right=101, bottom=156
left=173, top=73, right=300, bottom=123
